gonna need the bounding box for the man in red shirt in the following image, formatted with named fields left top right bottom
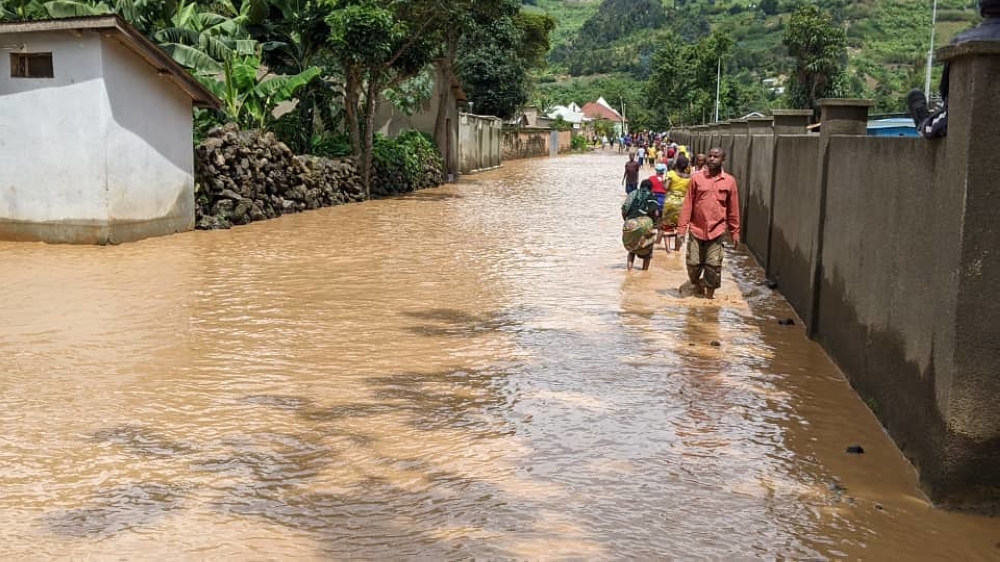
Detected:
left=676, top=147, right=741, bottom=299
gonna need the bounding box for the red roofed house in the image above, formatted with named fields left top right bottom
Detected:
left=582, top=96, right=628, bottom=135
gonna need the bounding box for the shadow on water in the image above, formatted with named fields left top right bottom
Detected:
left=44, top=482, right=188, bottom=538
left=91, top=425, right=198, bottom=458
left=43, top=365, right=531, bottom=557
left=400, top=308, right=515, bottom=337
left=401, top=191, right=467, bottom=203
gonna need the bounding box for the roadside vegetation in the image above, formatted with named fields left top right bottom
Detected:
left=0, top=0, right=554, bottom=196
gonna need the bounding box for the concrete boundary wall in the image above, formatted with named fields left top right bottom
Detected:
left=501, top=127, right=572, bottom=161
left=742, top=135, right=774, bottom=265
left=458, top=113, right=502, bottom=175
left=670, top=42, right=1000, bottom=511
left=767, top=135, right=819, bottom=322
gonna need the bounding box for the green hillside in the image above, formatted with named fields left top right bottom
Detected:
left=527, top=0, right=981, bottom=124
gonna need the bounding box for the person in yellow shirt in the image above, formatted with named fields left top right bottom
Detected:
left=646, top=145, right=657, bottom=168
left=657, top=154, right=693, bottom=250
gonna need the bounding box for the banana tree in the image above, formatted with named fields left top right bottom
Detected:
left=153, top=0, right=257, bottom=75
left=199, top=50, right=320, bottom=132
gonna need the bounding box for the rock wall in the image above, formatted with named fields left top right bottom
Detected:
left=194, top=124, right=364, bottom=229
left=193, top=125, right=443, bottom=231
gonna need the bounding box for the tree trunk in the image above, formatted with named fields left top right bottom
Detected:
left=344, top=66, right=362, bottom=157
left=433, top=36, right=459, bottom=174
left=361, top=74, right=380, bottom=200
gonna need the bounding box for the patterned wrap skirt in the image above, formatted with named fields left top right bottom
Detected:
left=622, top=216, right=656, bottom=258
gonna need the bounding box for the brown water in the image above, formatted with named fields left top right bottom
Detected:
left=1, top=152, right=997, bottom=560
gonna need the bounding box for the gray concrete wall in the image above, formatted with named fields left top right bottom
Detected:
left=742, top=135, right=774, bottom=264
left=767, top=135, right=819, bottom=322
left=458, top=113, right=502, bottom=175
left=677, top=48, right=1000, bottom=510
left=815, top=138, right=952, bottom=501
left=374, top=63, right=461, bottom=179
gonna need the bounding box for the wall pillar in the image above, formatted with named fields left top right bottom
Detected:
left=743, top=117, right=774, bottom=268
left=925, top=40, right=1000, bottom=508
left=770, top=109, right=813, bottom=135
left=746, top=116, right=773, bottom=136
left=806, top=99, right=872, bottom=332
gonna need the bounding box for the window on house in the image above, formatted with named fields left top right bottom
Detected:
left=10, top=53, right=54, bottom=78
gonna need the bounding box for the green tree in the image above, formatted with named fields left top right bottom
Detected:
left=759, top=0, right=779, bottom=16
left=253, top=0, right=343, bottom=154
left=326, top=0, right=439, bottom=197
left=429, top=0, right=518, bottom=151
left=783, top=4, right=847, bottom=112
left=644, top=29, right=732, bottom=126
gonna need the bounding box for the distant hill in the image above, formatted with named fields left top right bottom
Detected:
left=527, top=0, right=981, bottom=116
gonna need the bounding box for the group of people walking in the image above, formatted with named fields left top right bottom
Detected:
left=620, top=145, right=741, bottom=300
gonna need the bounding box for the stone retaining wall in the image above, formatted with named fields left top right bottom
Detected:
left=194, top=124, right=442, bottom=229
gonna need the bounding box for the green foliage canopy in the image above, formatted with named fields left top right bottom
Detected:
left=782, top=5, right=848, bottom=111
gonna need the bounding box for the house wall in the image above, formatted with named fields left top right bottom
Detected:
left=0, top=29, right=196, bottom=244
left=0, top=31, right=110, bottom=241
left=101, top=35, right=194, bottom=240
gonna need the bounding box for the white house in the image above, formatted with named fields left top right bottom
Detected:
left=0, top=16, right=219, bottom=244
left=546, top=102, right=588, bottom=129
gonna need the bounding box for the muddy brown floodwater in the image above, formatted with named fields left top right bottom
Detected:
left=1, top=151, right=998, bottom=560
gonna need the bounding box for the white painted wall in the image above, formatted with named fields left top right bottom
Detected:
left=100, top=35, right=193, bottom=227
left=0, top=31, right=110, bottom=223
left=0, top=29, right=195, bottom=242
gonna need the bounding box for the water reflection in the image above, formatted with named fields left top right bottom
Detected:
left=0, top=153, right=997, bottom=559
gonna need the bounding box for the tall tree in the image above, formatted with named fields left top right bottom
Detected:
left=451, top=5, right=554, bottom=122
left=645, top=29, right=732, bottom=126
left=326, top=0, right=439, bottom=198
left=783, top=4, right=847, bottom=112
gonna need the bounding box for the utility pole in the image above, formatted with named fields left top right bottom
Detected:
left=621, top=97, right=627, bottom=135
left=924, top=0, right=939, bottom=99
left=714, top=56, right=721, bottom=123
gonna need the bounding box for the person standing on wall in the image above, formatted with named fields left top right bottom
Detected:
left=676, top=148, right=741, bottom=299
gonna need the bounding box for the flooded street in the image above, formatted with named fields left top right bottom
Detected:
left=1, top=151, right=998, bottom=559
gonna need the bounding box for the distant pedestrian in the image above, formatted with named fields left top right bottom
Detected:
left=677, top=148, right=741, bottom=299
left=637, top=145, right=646, bottom=167
left=649, top=163, right=668, bottom=210
left=692, top=153, right=707, bottom=173
left=622, top=153, right=641, bottom=194
left=662, top=155, right=692, bottom=230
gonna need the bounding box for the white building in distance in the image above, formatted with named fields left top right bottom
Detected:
left=0, top=16, right=219, bottom=244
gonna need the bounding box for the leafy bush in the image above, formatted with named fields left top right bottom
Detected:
left=371, top=130, right=444, bottom=197
left=571, top=134, right=589, bottom=151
